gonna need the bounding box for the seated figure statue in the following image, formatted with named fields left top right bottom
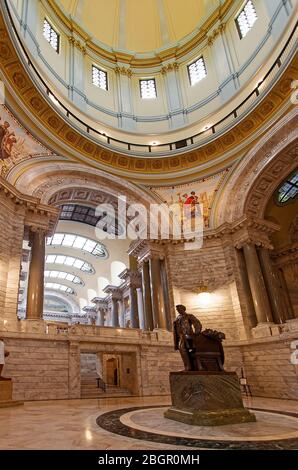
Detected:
left=173, top=305, right=225, bottom=372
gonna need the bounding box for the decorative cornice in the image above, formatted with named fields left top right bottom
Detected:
left=114, top=66, right=132, bottom=77
left=0, top=176, right=59, bottom=234
left=118, top=268, right=142, bottom=288
left=128, top=216, right=280, bottom=257
left=161, top=62, right=179, bottom=75
left=91, top=297, right=109, bottom=311
left=68, top=36, right=86, bottom=55
left=103, top=285, right=123, bottom=299
left=207, top=23, right=226, bottom=46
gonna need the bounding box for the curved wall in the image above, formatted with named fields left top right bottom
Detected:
left=7, top=0, right=297, bottom=142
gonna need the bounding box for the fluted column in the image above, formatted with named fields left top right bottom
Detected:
left=141, top=261, right=154, bottom=330
left=243, top=244, right=273, bottom=324
left=136, top=287, right=145, bottom=330
left=111, top=298, right=119, bottom=327
left=149, top=257, right=167, bottom=329
left=258, top=248, right=287, bottom=323
left=26, top=229, right=46, bottom=319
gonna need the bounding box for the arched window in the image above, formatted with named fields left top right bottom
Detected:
left=44, top=270, right=84, bottom=285
left=45, top=254, right=94, bottom=273
left=44, top=283, right=75, bottom=294
left=277, top=171, right=298, bottom=204
left=46, top=233, right=107, bottom=258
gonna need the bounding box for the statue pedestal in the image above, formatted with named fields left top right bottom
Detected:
left=164, top=371, right=256, bottom=426
left=0, top=379, right=23, bottom=408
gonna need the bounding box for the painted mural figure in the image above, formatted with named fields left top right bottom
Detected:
left=0, top=119, right=16, bottom=160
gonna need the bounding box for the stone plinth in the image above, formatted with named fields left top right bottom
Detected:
left=0, top=380, right=23, bottom=408
left=164, top=371, right=256, bottom=426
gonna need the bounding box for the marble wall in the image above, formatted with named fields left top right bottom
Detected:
left=2, top=330, right=297, bottom=401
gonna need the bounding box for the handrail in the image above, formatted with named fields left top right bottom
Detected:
left=4, top=0, right=297, bottom=155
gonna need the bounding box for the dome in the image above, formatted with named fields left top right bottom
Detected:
left=52, top=0, right=211, bottom=54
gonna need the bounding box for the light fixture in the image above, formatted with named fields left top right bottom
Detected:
left=150, top=141, right=159, bottom=146
left=197, top=285, right=212, bottom=306
left=49, top=92, right=60, bottom=107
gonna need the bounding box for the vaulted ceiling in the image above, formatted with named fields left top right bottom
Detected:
left=52, top=0, right=215, bottom=53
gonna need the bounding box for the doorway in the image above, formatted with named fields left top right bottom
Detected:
left=106, top=357, right=119, bottom=386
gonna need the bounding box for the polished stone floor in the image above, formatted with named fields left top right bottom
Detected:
left=0, top=396, right=297, bottom=450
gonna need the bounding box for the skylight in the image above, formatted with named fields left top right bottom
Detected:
left=45, top=254, right=94, bottom=273
left=44, top=283, right=74, bottom=294
left=46, top=233, right=107, bottom=258
left=44, top=270, right=84, bottom=285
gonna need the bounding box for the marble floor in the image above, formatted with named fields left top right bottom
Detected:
left=0, top=396, right=297, bottom=450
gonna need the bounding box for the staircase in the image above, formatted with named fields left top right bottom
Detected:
left=80, top=376, right=132, bottom=399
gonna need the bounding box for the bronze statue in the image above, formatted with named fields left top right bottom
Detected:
left=173, top=305, right=225, bottom=372
left=0, top=337, right=9, bottom=380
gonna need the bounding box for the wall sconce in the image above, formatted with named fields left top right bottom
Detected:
left=197, top=285, right=212, bottom=305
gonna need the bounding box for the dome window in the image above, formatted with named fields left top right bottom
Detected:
left=43, top=18, right=60, bottom=53
left=92, top=65, right=108, bottom=91
left=236, top=1, right=258, bottom=39
left=188, top=57, right=207, bottom=86
left=140, top=79, right=157, bottom=99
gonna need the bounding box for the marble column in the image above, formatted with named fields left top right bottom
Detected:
left=129, top=285, right=139, bottom=328
left=236, top=248, right=258, bottom=328
left=98, top=309, right=105, bottom=326
left=120, top=300, right=126, bottom=328
left=141, top=261, right=154, bottom=330
left=111, top=298, right=119, bottom=327
left=26, top=229, right=46, bottom=319
left=243, top=243, right=273, bottom=324
left=277, top=267, right=295, bottom=320
left=136, top=287, right=145, bottom=330
left=258, top=248, right=287, bottom=323
left=149, top=257, right=167, bottom=329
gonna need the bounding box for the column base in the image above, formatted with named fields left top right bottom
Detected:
left=251, top=322, right=281, bottom=338
left=0, top=379, right=23, bottom=408
left=19, top=319, right=46, bottom=334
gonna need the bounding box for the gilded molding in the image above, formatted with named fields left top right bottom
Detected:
left=68, top=36, right=86, bottom=55
left=161, top=62, right=179, bottom=75
left=207, top=23, right=226, bottom=46
left=114, top=66, right=132, bottom=77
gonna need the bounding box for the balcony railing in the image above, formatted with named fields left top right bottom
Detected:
left=4, top=0, right=298, bottom=156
